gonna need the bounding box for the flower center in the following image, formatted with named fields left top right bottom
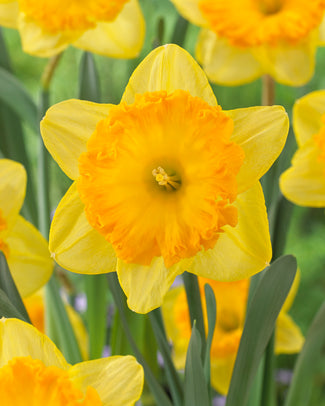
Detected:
left=199, top=0, right=325, bottom=47
left=18, top=0, right=130, bottom=34
left=314, top=114, right=325, bottom=172
left=78, top=90, right=244, bottom=267
left=0, top=356, right=102, bottom=406
left=0, top=209, right=9, bottom=258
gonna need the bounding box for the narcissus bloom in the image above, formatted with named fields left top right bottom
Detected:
left=0, top=317, right=143, bottom=405
left=0, top=159, right=52, bottom=297
left=170, top=0, right=325, bottom=85
left=41, top=44, right=289, bottom=313
left=0, top=0, right=144, bottom=58
left=162, top=276, right=304, bottom=395
left=280, top=90, right=325, bottom=206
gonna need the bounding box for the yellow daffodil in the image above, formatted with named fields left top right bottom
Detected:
left=162, top=275, right=304, bottom=395
left=280, top=90, right=325, bottom=206
left=0, top=0, right=144, bottom=58
left=0, top=159, right=52, bottom=297
left=0, top=317, right=143, bottom=405
left=24, top=289, right=89, bottom=360
left=41, top=44, right=289, bottom=313
left=170, top=0, right=325, bottom=86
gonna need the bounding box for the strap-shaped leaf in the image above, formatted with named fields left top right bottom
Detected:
left=79, top=52, right=101, bottom=103
left=0, top=252, right=30, bottom=322
left=226, top=255, right=297, bottom=406
left=184, top=323, right=210, bottom=406
left=203, top=283, right=217, bottom=384
left=284, top=301, right=325, bottom=406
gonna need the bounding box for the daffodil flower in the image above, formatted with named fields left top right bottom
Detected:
left=0, top=317, right=143, bottom=405
left=0, top=159, right=52, bottom=297
left=41, top=44, right=289, bottom=314
left=162, top=275, right=304, bottom=395
left=280, top=90, right=325, bottom=206
left=170, top=0, right=325, bottom=86
left=0, top=0, right=145, bottom=58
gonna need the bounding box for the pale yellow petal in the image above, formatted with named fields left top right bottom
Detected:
left=282, top=269, right=300, bottom=313
left=275, top=313, right=304, bottom=354
left=0, top=1, right=18, bottom=29
left=227, top=106, right=289, bottom=193
left=69, top=356, right=144, bottom=406
left=255, top=37, right=316, bottom=86
left=117, top=257, right=191, bottom=314
left=170, top=0, right=208, bottom=27
left=74, top=0, right=144, bottom=58
left=121, top=44, right=217, bottom=106
left=49, top=182, right=117, bottom=274
left=210, top=354, right=236, bottom=395
left=280, top=140, right=325, bottom=207
left=0, top=318, right=68, bottom=369
left=18, top=13, right=78, bottom=57
left=196, top=29, right=264, bottom=85
left=190, top=182, right=271, bottom=281
left=293, top=90, right=325, bottom=146
left=41, top=100, right=112, bottom=180
left=6, top=216, right=53, bottom=297
left=0, top=159, right=26, bottom=229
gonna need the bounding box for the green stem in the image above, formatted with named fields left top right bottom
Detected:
left=171, top=15, right=189, bottom=47
left=149, top=309, right=183, bottom=406
left=182, top=272, right=206, bottom=362
left=260, top=333, right=276, bottom=406
left=107, top=272, right=173, bottom=406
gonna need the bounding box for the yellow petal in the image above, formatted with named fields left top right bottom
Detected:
left=117, top=257, right=191, bottom=314
left=275, top=313, right=304, bottom=354
left=41, top=100, right=112, bottom=180
left=319, top=16, right=325, bottom=45
left=196, top=29, right=264, bottom=85
left=190, top=182, right=272, bottom=281
left=0, top=159, right=26, bottom=229
left=255, top=37, right=316, bottom=86
left=210, top=354, right=236, bottom=395
left=74, top=0, right=145, bottom=58
left=0, top=318, right=68, bottom=369
left=68, top=356, right=144, bottom=406
left=293, top=90, right=325, bottom=146
left=280, top=140, right=325, bottom=207
left=0, top=1, right=18, bottom=28
left=169, top=0, right=208, bottom=27
left=227, top=105, right=289, bottom=193
left=49, top=182, right=117, bottom=274
left=6, top=216, right=53, bottom=297
left=121, top=44, right=217, bottom=106
left=282, top=269, right=300, bottom=313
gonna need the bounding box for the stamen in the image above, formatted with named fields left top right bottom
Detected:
left=152, top=166, right=181, bottom=191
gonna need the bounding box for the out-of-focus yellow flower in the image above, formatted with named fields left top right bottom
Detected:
left=280, top=90, right=325, bottom=206
left=0, top=0, right=144, bottom=58
left=41, top=44, right=289, bottom=314
left=0, top=317, right=143, bottom=405
left=0, top=159, right=52, bottom=297
left=162, top=275, right=304, bottom=395
left=170, top=0, right=325, bottom=86
left=24, top=290, right=89, bottom=360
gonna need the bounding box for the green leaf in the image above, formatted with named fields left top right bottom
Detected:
left=0, top=252, right=31, bottom=322
left=0, top=289, right=29, bottom=321
left=84, top=274, right=108, bottom=359
left=184, top=323, right=210, bottom=406
left=203, top=283, right=217, bottom=384
left=284, top=300, right=325, bottom=406
left=79, top=52, right=101, bottom=102
left=0, top=67, right=38, bottom=133
left=226, top=255, right=297, bottom=406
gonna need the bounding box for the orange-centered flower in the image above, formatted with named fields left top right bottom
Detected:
left=0, top=318, right=144, bottom=406
left=280, top=91, right=325, bottom=207
left=77, top=90, right=244, bottom=268
left=0, top=0, right=144, bottom=57
left=0, top=357, right=102, bottom=406
left=41, top=44, right=289, bottom=313
left=170, top=0, right=325, bottom=85
left=199, top=0, right=325, bottom=47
